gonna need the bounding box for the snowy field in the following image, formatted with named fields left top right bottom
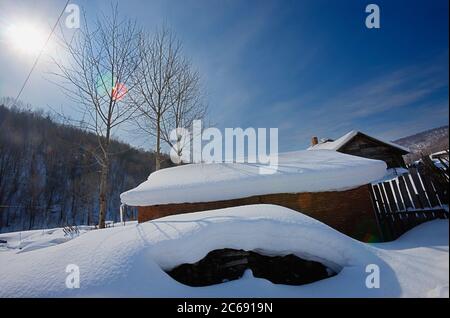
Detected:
left=0, top=204, right=448, bottom=298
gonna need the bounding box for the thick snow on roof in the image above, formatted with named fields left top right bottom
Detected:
left=120, top=150, right=387, bottom=206
left=308, top=130, right=410, bottom=153
left=0, top=205, right=448, bottom=297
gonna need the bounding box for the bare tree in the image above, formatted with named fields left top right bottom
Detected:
left=160, top=60, right=207, bottom=163
left=132, top=27, right=206, bottom=169
left=50, top=6, right=141, bottom=228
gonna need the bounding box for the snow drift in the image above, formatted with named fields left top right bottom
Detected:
left=0, top=204, right=447, bottom=297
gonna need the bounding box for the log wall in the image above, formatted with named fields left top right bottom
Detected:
left=339, top=134, right=407, bottom=168
left=137, top=184, right=381, bottom=242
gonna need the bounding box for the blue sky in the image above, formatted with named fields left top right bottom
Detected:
left=0, top=0, right=448, bottom=151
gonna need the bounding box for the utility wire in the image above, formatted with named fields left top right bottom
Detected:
left=13, top=0, right=71, bottom=106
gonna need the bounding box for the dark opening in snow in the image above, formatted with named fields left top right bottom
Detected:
left=166, top=248, right=337, bottom=287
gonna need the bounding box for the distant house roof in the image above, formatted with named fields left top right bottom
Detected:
left=307, top=130, right=410, bottom=154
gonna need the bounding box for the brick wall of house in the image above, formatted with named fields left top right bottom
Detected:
left=137, top=184, right=381, bottom=242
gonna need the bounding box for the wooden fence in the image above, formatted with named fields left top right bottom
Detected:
left=370, top=164, right=449, bottom=241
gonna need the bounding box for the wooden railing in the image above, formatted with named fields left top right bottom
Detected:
left=370, top=163, right=448, bottom=241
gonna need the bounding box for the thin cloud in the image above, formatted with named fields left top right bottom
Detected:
left=265, top=55, right=449, bottom=150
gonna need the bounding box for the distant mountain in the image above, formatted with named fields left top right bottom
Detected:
left=394, top=125, right=449, bottom=163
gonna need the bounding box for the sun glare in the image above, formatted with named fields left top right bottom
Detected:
left=5, top=22, right=48, bottom=56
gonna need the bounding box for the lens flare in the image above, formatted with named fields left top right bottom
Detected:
left=112, top=82, right=128, bottom=101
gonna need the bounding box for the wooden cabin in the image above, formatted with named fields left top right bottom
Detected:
left=308, top=130, right=410, bottom=168
left=121, top=150, right=388, bottom=242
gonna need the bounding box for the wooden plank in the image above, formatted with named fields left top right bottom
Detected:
left=431, top=179, right=449, bottom=205
left=379, top=183, right=392, bottom=214
left=437, top=157, right=449, bottom=174
left=372, top=184, right=388, bottom=215
left=402, top=174, right=422, bottom=209
left=394, top=208, right=449, bottom=239
left=409, top=167, right=431, bottom=208
left=438, top=209, right=450, bottom=219
left=418, top=171, right=440, bottom=207
left=403, top=213, right=416, bottom=232
left=371, top=184, right=393, bottom=240
left=392, top=213, right=406, bottom=237
left=423, top=210, right=435, bottom=221
left=391, top=179, right=405, bottom=211
left=383, top=181, right=398, bottom=212
left=433, top=210, right=444, bottom=219
left=397, top=176, right=413, bottom=210
left=368, top=185, right=385, bottom=242
left=396, top=209, right=446, bottom=217
left=379, top=183, right=398, bottom=239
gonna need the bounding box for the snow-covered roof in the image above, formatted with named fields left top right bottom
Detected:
left=120, top=150, right=387, bottom=206
left=307, top=130, right=410, bottom=153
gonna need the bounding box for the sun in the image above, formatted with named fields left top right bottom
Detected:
left=5, top=22, right=48, bottom=56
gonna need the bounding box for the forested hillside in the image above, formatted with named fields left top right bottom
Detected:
left=394, top=126, right=449, bottom=163
left=0, top=104, right=167, bottom=233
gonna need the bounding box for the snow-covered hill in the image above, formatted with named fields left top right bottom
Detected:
left=394, top=126, right=449, bottom=163
left=0, top=205, right=448, bottom=298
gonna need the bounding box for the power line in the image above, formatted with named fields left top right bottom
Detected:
left=13, top=0, right=71, bottom=106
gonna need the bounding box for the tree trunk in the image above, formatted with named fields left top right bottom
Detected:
left=0, top=208, right=3, bottom=230
left=155, top=114, right=161, bottom=171
left=98, top=162, right=109, bottom=229
left=5, top=208, right=9, bottom=228
left=87, top=208, right=92, bottom=226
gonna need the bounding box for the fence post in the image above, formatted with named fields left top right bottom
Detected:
left=370, top=167, right=448, bottom=240
left=120, top=204, right=125, bottom=225
left=368, top=185, right=385, bottom=242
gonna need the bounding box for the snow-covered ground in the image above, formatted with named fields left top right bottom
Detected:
left=0, top=226, right=95, bottom=253
left=121, top=150, right=387, bottom=206
left=0, top=205, right=447, bottom=298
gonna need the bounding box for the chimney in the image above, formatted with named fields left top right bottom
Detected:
left=311, top=136, right=319, bottom=146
